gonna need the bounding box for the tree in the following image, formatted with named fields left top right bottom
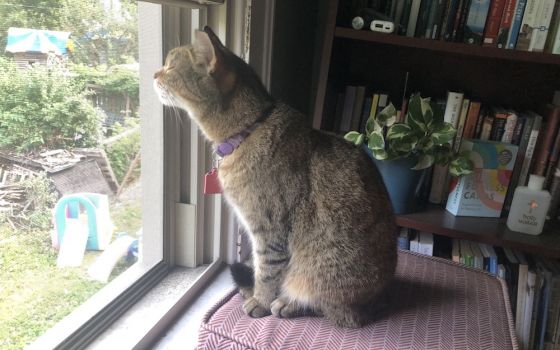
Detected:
left=0, top=57, right=101, bottom=152
left=0, top=0, right=138, bottom=66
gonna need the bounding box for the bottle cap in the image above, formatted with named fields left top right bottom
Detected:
left=528, top=174, right=545, bottom=190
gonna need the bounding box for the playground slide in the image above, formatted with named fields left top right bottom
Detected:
left=56, top=219, right=89, bottom=267
left=87, top=235, right=136, bottom=283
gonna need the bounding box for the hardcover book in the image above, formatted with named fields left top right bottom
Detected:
left=506, top=0, right=527, bottom=49
left=463, top=0, right=492, bottom=44
left=496, top=0, right=518, bottom=48
left=483, top=0, right=507, bottom=46
left=446, top=139, right=518, bottom=217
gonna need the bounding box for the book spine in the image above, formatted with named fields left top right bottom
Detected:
left=519, top=113, right=543, bottom=186
left=394, top=0, right=407, bottom=29
left=430, top=91, right=464, bottom=204
left=533, top=106, right=560, bottom=176
left=456, top=0, right=473, bottom=42
left=369, top=93, right=380, bottom=120
left=425, top=0, right=441, bottom=38
left=483, top=0, right=507, bottom=46
left=475, top=108, right=488, bottom=138
left=515, top=0, right=539, bottom=51
left=511, top=116, right=526, bottom=145
left=548, top=167, right=560, bottom=220
left=462, top=101, right=482, bottom=140
left=442, top=0, right=461, bottom=40
left=490, top=109, right=508, bottom=141
left=350, top=86, right=366, bottom=131
left=463, top=0, right=492, bottom=45
left=451, top=0, right=467, bottom=41
left=340, top=86, right=357, bottom=133
left=506, top=0, right=527, bottom=49
left=497, top=0, right=518, bottom=48
left=431, top=0, right=447, bottom=39
left=529, top=0, right=556, bottom=52
left=503, top=115, right=534, bottom=214
left=416, top=0, right=434, bottom=37
left=453, top=98, right=470, bottom=152
left=359, top=97, right=373, bottom=133
left=480, top=114, right=495, bottom=140
left=407, top=0, right=424, bottom=37
left=400, top=0, right=415, bottom=35
left=544, top=129, right=560, bottom=188
left=544, top=1, right=560, bottom=53
left=501, top=111, right=518, bottom=143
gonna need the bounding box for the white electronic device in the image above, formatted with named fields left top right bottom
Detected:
left=370, top=20, right=394, bottom=34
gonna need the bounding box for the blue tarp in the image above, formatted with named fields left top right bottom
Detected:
left=5, top=27, right=71, bottom=55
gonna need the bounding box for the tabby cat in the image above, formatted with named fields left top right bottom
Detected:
left=153, top=27, right=397, bottom=328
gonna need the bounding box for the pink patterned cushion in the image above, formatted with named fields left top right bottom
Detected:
left=197, top=250, right=518, bottom=350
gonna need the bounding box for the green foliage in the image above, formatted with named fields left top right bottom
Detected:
left=105, top=125, right=140, bottom=183
left=20, top=174, right=58, bottom=230
left=344, top=93, right=474, bottom=176
left=0, top=0, right=138, bottom=66
left=70, top=64, right=139, bottom=101
left=0, top=58, right=101, bottom=152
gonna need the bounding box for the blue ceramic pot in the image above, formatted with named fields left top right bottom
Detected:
left=362, top=145, right=426, bottom=214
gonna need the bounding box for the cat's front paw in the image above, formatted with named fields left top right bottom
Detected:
left=242, top=296, right=271, bottom=318
left=271, top=297, right=299, bottom=318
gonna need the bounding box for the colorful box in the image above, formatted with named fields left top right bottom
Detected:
left=446, top=139, right=518, bottom=217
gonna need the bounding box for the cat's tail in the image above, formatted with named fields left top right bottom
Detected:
left=230, top=262, right=254, bottom=288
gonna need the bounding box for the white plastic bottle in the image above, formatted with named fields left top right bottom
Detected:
left=506, top=175, right=551, bottom=235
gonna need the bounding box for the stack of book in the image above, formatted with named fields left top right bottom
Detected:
left=330, top=84, right=560, bottom=219
left=354, top=0, right=560, bottom=54
left=398, top=233, right=560, bottom=349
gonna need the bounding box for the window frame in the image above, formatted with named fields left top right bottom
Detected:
left=28, top=1, right=250, bottom=348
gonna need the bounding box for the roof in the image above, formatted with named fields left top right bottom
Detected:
left=5, top=27, right=71, bottom=55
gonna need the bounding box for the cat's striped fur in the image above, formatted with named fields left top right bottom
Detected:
left=153, top=27, right=397, bottom=328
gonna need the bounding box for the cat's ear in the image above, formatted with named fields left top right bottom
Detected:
left=194, top=30, right=219, bottom=73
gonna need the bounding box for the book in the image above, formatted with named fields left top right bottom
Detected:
left=541, top=259, right=560, bottom=350
left=399, top=0, right=415, bottom=35
left=544, top=127, right=560, bottom=188
left=459, top=239, right=473, bottom=267
left=424, top=0, right=441, bottom=38
left=479, top=243, right=498, bottom=275
left=331, top=92, right=346, bottom=132
left=340, top=86, right=357, bottom=133
left=515, top=0, right=540, bottom=51
left=502, top=247, right=520, bottom=314
left=416, top=0, right=434, bottom=37
left=453, top=98, right=470, bottom=152
left=418, top=231, right=434, bottom=256
left=523, top=269, right=538, bottom=350
left=394, top=0, right=408, bottom=32
left=496, top=0, right=518, bottom=48
left=410, top=231, right=420, bottom=253
left=452, top=0, right=468, bottom=41
left=501, top=110, right=518, bottom=143
left=479, top=114, right=494, bottom=140
left=506, top=0, right=527, bottom=49
left=544, top=1, right=560, bottom=54
left=397, top=227, right=411, bottom=250
left=429, top=91, right=464, bottom=204
left=547, top=166, right=560, bottom=220
left=452, top=239, right=460, bottom=262
left=462, top=101, right=482, bottom=140
left=407, top=0, right=424, bottom=37
left=529, top=0, right=556, bottom=52
left=369, top=93, right=381, bottom=120
left=490, top=108, right=509, bottom=141
left=463, top=0, right=491, bottom=45
left=511, top=116, right=526, bottom=145
left=518, top=112, right=543, bottom=186
left=377, top=93, right=389, bottom=116
left=502, top=114, right=535, bottom=214
left=475, top=108, right=488, bottom=138
left=515, top=250, right=529, bottom=344
left=483, top=0, right=507, bottom=46
left=359, top=97, right=373, bottom=133
left=532, top=105, right=560, bottom=176
left=528, top=268, right=544, bottom=350
left=446, top=139, right=518, bottom=217
left=430, top=0, right=447, bottom=39
left=350, top=86, right=366, bottom=131
left=469, top=241, right=484, bottom=269
left=441, top=0, right=461, bottom=40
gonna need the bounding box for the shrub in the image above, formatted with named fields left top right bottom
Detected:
left=0, top=58, right=102, bottom=152
left=105, top=125, right=141, bottom=184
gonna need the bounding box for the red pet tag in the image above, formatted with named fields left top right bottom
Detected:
left=204, top=168, right=223, bottom=194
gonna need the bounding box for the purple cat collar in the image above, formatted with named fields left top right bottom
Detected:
left=215, top=130, right=251, bottom=157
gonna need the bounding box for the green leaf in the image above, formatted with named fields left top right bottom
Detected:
left=368, top=131, right=385, bottom=150
left=366, top=117, right=383, bottom=134
left=420, top=97, right=433, bottom=126
left=377, top=103, right=397, bottom=126
left=448, top=155, right=474, bottom=176
left=386, top=123, right=412, bottom=140
left=430, top=122, right=457, bottom=145
left=412, top=154, right=434, bottom=170
left=344, top=131, right=362, bottom=143
left=417, top=136, right=435, bottom=151
left=372, top=148, right=389, bottom=160
left=355, top=133, right=365, bottom=146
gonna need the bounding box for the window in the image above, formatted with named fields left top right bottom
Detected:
left=1, top=0, right=248, bottom=348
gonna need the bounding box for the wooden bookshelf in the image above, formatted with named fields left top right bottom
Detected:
left=311, top=0, right=560, bottom=260
left=396, top=205, right=560, bottom=259
left=335, top=27, right=560, bottom=66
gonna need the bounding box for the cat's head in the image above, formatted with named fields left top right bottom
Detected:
left=154, top=26, right=272, bottom=141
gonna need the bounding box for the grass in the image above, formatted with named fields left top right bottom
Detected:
left=0, top=187, right=142, bottom=350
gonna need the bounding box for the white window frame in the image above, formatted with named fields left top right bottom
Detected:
left=28, top=1, right=266, bottom=348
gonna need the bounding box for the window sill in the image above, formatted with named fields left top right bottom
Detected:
left=86, top=261, right=233, bottom=349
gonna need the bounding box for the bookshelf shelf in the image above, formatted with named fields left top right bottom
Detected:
left=396, top=205, right=560, bottom=259
left=335, top=27, right=560, bottom=66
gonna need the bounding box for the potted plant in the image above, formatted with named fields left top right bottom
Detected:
left=344, top=93, right=473, bottom=214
